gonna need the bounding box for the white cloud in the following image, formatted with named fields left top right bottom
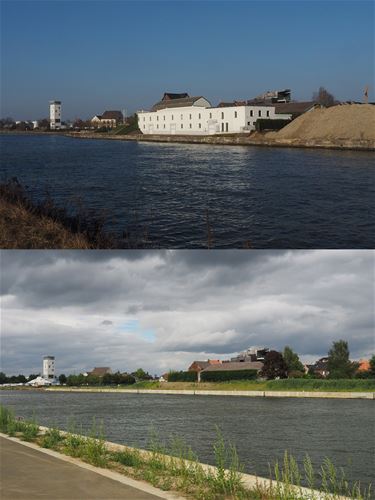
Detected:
left=1, top=250, right=374, bottom=375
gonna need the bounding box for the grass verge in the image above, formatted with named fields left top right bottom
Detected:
left=0, top=405, right=371, bottom=499
left=46, top=379, right=375, bottom=393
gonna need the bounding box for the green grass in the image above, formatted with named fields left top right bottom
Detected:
left=110, top=123, right=140, bottom=135
left=132, top=378, right=375, bottom=392
left=46, top=378, right=375, bottom=393
left=40, top=427, right=64, bottom=450
left=0, top=404, right=371, bottom=499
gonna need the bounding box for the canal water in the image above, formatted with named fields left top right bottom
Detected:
left=1, top=391, right=374, bottom=489
left=1, top=134, right=374, bottom=248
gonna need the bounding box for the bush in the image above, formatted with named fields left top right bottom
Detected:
left=288, top=370, right=305, bottom=379
left=112, top=449, right=143, bottom=467
left=200, top=370, right=258, bottom=382
left=266, top=378, right=375, bottom=391
left=41, top=427, right=63, bottom=449
left=168, top=371, right=197, bottom=382
left=21, top=419, right=39, bottom=441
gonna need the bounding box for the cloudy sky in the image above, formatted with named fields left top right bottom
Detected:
left=1, top=250, right=374, bottom=376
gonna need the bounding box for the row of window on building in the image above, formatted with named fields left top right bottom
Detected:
left=142, top=121, right=259, bottom=131
left=142, top=109, right=270, bottom=122
left=142, top=123, right=205, bottom=130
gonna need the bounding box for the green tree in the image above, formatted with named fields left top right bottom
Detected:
left=283, top=346, right=304, bottom=374
left=260, top=351, right=288, bottom=380
left=369, top=355, right=375, bottom=378
left=132, top=368, right=152, bottom=380
left=327, top=340, right=356, bottom=378
left=102, top=373, right=115, bottom=385
left=119, top=374, right=136, bottom=385
left=58, top=374, right=67, bottom=384
left=66, top=374, right=86, bottom=386
left=86, top=374, right=100, bottom=386
left=0, top=372, right=8, bottom=384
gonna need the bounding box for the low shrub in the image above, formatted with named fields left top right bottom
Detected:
left=112, top=448, right=143, bottom=468
left=200, top=369, right=258, bottom=382
left=21, top=419, right=39, bottom=441
left=255, top=118, right=291, bottom=132
left=266, top=378, right=375, bottom=391
left=41, top=427, right=63, bottom=449
left=0, top=405, right=14, bottom=433
left=168, top=371, right=197, bottom=382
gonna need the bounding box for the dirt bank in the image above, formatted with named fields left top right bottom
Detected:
left=265, top=103, right=375, bottom=146
left=0, top=198, right=92, bottom=249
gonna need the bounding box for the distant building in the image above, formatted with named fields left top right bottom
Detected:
left=248, top=88, right=292, bottom=104
left=357, top=359, right=370, bottom=372
left=26, top=376, right=53, bottom=387
left=88, top=367, right=112, bottom=377
left=188, top=359, right=222, bottom=373
left=42, top=355, right=55, bottom=380
left=91, top=111, right=123, bottom=128
left=307, top=357, right=330, bottom=378
left=49, top=100, right=62, bottom=130
left=231, top=347, right=269, bottom=363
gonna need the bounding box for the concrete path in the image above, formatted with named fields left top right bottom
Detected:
left=0, top=436, right=178, bottom=499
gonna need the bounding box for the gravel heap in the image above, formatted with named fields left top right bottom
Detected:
left=271, top=104, right=375, bottom=142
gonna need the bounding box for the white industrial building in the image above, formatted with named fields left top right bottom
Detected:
left=138, top=92, right=316, bottom=135
left=49, top=100, right=62, bottom=129
left=42, top=355, right=55, bottom=380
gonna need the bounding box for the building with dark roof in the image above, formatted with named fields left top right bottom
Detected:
left=91, top=111, right=123, bottom=128
left=138, top=90, right=314, bottom=136
left=89, top=367, right=112, bottom=377
left=162, top=92, right=189, bottom=101
left=198, top=361, right=264, bottom=382
left=152, top=95, right=211, bottom=112
left=188, top=360, right=222, bottom=373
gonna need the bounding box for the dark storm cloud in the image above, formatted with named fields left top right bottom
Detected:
left=1, top=250, right=374, bottom=374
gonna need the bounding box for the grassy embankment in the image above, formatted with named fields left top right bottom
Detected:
left=0, top=179, right=115, bottom=249
left=47, top=379, right=375, bottom=393
left=0, top=405, right=371, bottom=500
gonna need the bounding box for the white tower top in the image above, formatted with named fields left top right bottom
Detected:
left=49, top=100, right=62, bottom=130
left=42, top=355, right=55, bottom=380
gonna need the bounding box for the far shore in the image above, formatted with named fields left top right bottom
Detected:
left=1, top=129, right=374, bottom=151
left=41, top=386, right=375, bottom=399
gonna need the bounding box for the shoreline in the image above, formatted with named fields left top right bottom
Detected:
left=67, top=131, right=375, bottom=151
left=45, top=387, right=375, bottom=399
left=2, top=130, right=374, bottom=151
left=0, top=429, right=352, bottom=500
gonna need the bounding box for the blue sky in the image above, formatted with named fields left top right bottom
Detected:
left=1, top=0, right=374, bottom=120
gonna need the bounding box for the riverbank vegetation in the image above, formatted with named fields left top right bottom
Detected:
left=0, top=178, right=116, bottom=249
left=44, top=378, right=375, bottom=393
left=0, top=405, right=371, bottom=499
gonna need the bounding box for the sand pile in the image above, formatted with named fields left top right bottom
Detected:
left=271, top=104, right=375, bottom=142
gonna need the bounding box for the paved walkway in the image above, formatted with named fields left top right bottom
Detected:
left=0, top=436, right=167, bottom=499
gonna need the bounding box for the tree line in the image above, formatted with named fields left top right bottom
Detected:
left=261, top=341, right=375, bottom=380
left=1, top=341, right=374, bottom=385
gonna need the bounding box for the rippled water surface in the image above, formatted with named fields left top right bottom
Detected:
left=1, top=391, right=374, bottom=489
left=1, top=134, right=374, bottom=248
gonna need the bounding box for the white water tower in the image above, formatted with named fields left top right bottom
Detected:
left=42, top=355, right=55, bottom=380
left=49, top=100, right=62, bottom=129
